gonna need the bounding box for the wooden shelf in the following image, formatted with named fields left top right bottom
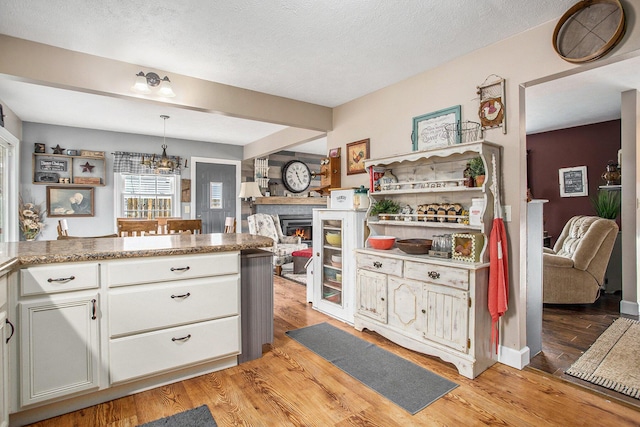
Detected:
left=32, top=153, right=106, bottom=186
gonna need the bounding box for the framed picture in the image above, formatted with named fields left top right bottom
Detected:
left=47, top=186, right=95, bottom=217
left=329, top=147, right=341, bottom=158
left=412, top=105, right=461, bottom=151
left=34, top=143, right=46, bottom=153
left=559, top=166, right=588, bottom=197
left=181, top=178, right=191, bottom=203
left=346, top=138, right=370, bottom=175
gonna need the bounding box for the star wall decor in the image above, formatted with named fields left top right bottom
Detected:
left=51, top=144, right=65, bottom=154
left=81, top=162, right=95, bottom=173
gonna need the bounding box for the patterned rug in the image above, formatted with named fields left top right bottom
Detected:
left=281, top=271, right=307, bottom=286
left=566, top=317, right=640, bottom=399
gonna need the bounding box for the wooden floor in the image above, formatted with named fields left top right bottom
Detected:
left=528, top=292, right=640, bottom=408
left=27, top=278, right=639, bottom=427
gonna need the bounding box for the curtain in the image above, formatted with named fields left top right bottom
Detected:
left=113, top=151, right=181, bottom=175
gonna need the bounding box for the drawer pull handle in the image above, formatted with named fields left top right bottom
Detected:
left=172, top=334, right=192, bottom=342
left=6, top=319, right=14, bottom=344
left=91, top=299, right=97, bottom=320
left=47, top=275, right=75, bottom=283
left=170, top=266, right=191, bottom=272
left=171, top=292, right=191, bottom=299
left=428, top=271, right=440, bottom=279
left=373, top=261, right=382, bottom=268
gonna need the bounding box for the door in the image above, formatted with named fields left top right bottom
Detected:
left=0, top=313, right=8, bottom=427
left=387, top=276, right=423, bottom=339
left=19, top=294, right=100, bottom=406
left=192, top=158, right=240, bottom=234
left=355, top=269, right=387, bottom=323
left=423, top=283, right=469, bottom=353
left=0, top=128, right=18, bottom=242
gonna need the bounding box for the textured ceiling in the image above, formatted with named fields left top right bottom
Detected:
left=1, top=0, right=636, bottom=152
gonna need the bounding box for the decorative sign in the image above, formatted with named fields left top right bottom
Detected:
left=412, top=106, right=461, bottom=151
left=39, top=159, right=68, bottom=172
left=477, top=75, right=506, bottom=134
left=559, top=166, right=588, bottom=197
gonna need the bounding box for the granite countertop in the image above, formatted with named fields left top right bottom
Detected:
left=0, top=233, right=273, bottom=270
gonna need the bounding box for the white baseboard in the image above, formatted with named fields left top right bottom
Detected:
left=620, top=299, right=639, bottom=316
left=499, top=345, right=530, bottom=370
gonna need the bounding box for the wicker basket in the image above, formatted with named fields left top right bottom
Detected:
left=445, top=121, right=482, bottom=144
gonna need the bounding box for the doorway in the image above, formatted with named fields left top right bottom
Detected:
left=190, top=157, right=241, bottom=234
left=0, top=127, right=18, bottom=242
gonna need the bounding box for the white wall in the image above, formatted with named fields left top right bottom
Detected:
left=329, top=7, right=640, bottom=362
left=20, top=122, right=243, bottom=240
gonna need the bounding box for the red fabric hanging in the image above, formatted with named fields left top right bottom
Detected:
left=488, top=217, right=509, bottom=354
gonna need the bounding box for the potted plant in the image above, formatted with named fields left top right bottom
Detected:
left=468, top=156, right=486, bottom=187
left=370, top=199, right=401, bottom=220
left=591, top=189, right=620, bottom=219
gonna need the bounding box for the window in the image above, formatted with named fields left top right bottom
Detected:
left=116, top=173, right=180, bottom=218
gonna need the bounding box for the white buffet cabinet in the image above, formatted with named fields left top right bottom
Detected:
left=8, top=252, right=241, bottom=425
left=355, top=141, right=501, bottom=379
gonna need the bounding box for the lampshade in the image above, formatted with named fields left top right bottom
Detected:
left=131, top=73, right=152, bottom=94
left=238, top=182, right=263, bottom=199
left=157, top=78, right=176, bottom=97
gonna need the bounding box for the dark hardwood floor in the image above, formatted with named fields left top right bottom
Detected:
left=25, top=278, right=639, bottom=426
left=528, top=291, right=640, bottom=408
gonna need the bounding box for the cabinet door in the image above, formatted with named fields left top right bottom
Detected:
left=355, top=269, right=387, bottom=323
left=422, top=284, right=469, bottom=353
left=387, top=276, right=423, bottom=338
left=0, top=313, right=8, bottom=427
left=19, top=293, right=100, bottom=406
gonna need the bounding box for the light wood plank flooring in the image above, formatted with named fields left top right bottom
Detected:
left=528, top=292, right=640, bottom=408
left=27, top=278, right=639, bottom=426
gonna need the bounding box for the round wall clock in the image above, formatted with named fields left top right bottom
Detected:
left=553, top=0, right=625, bottom=63
left=281, top=160, right=312, bottom=193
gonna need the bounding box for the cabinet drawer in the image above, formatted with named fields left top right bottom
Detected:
left=109, top=316, right=240, bottom=384
left=404, top=261, right=469, bottom=290
left=20, top=263, right=99, bottom=296
left=356, top=253, right=403, bottom=277
left=107, top=252, right=239, bottom=287
left=109, top=276, right=239, bottom=337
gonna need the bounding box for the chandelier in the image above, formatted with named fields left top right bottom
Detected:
left=142, top=115, right=178, bottom=173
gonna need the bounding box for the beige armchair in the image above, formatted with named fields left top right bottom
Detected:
left=543, top=215, right=618, bottom=304
left=247, top=213, right=308, bottom=275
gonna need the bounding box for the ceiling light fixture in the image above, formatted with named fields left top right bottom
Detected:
left=132, top=71, right=176, bottom=97
left=142, top=115, right=178, bottom=173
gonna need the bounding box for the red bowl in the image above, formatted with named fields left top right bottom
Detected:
left=368, top=236, right=396, bottom=250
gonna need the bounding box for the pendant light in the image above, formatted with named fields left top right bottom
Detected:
left=155, top=115, right=175, bottom=173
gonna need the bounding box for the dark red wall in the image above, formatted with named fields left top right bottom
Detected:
left=526, top=120, right=620, bottom=246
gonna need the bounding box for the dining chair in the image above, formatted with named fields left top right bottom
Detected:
left=224, top=217, right=236, bottom=233
left=117, top=219, right=159, bottom=236
left=166, top=219, right=203, bottom=234
left=57, top=219, right=69, bottom=237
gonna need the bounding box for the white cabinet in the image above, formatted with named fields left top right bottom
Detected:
left=312, top=209, right=367, bottom=323
left=16, top=262, right=102, bottom=408
left=354, top=141, right=501, bottom=379
left=106, top=252, right=241, bottom=385
left=0, top=272, right=9, bottom=427
left=19, top=292, right=100, bottom=406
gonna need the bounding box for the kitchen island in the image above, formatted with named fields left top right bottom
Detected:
left=0, top=233, right=273, bottom=426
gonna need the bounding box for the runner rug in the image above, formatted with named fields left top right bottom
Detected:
left=139, top=404, right=218, bottom=426
left=566, top=317, right=640, bottom=399
left=286, top=322, right=458, bottom=414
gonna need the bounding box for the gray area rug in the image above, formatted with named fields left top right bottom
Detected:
left=286, top=322, right=458, bottom=414
left=281, top=271, right=307, bottom=286
left=138, top=405, right=217, bottom=427
left=566, top=317, right=640, bottom=399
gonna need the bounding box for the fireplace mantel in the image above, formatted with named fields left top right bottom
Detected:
left=254, top=197, right=327, bottom=206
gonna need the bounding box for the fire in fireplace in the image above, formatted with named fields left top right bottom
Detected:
left=280, top=215, right=313, bottom=244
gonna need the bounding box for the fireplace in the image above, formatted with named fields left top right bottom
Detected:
left=280, top=215, right=313, bottom=245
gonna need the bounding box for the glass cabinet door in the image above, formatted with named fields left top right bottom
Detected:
left=321, top=218, right=343, bottom=306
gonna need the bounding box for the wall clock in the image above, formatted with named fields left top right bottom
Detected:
left=553, top=0, right=625, bottom=64
left=281, top=160, right=311, bottom=193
